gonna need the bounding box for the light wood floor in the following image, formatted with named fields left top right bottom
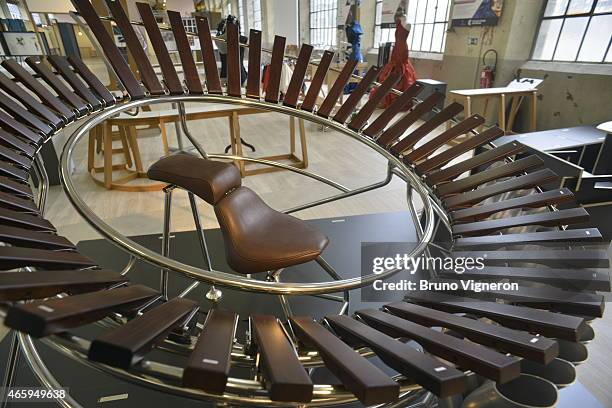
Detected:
left=38, top=59, right=612, bottom=407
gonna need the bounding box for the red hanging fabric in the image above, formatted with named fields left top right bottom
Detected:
left=370, top=20, right=417, bottom=110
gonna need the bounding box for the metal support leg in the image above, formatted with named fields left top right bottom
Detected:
left=160, top=187, right=173, bottom=300
left=283, top=161, right=394, bottom=214
left=1, top=332, right=20, bottom=408
left=177, top=102, right=209, bottom=159
left=265, top=270, right=298, bottom=342
left=187, top=192, right=221, bottom=301
left=267, top=269, right=294, bottom=321
left=172, top=102, right=185, bottom=151
left=315, top=257, right=350, bottom=315
left=32, top=153, right=49, bottom=216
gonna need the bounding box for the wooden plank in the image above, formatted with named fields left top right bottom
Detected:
left=436, top=278, right=605, bottom=318
left=70, top=0, right=145, bottom=99
left=0, top=208, right=55, bottom=231
left=452, top=208, right=590, bottom=236
left=376, top=93, right=444, bottom=147
left=0, top=225, right=74, bottom=249
left=5, top=284, right=159, bottom=337
left=1, top=59, right=76, bottom=121
left=0, top=89, right=53, bottom=136
left=47, top=56, right=103, bottom=110
left=291, top=316, right=399, bottom=405
left=246, top=29, right=262, bottom=99
left=0, top=270, right=126, bottom=301
left=168, top=10, right=203, bottom=94
left=183, top=309, right=238, bottom=394
left=362, top=82, right=423, bottom=138
left=225, top=21, right=242, bottom=97
left=25, top=57, right=89, bottom=115
left=326, top=315, right=467, bottom=398
left=105, top=0, right=164, bottom=96
left=301, top=50, right=334, bottom=112
left=406, top=291, right=588, bottom=342
left=437, top=265, right=610, bottom=292
left=0, top=247, right=96, bottom=270
left=416, top=127, right=505, bottom=174
left=264, top=35, right=287, bottom=103
left=0, top=191, right=36, bottom=212
left=404, top=115, right=485, bottom=163
left=250, top=314, right=313, bottom=402
left=283, top=44, right=313, bottom=107
left=0, top=145, right=31, bottom=169
left=451, top=188, right=575, bottom=222
left=454, top=228, right=603, bottom=249
left=333, top=66, right=379, bottom=124
left=317, top=59, right=358, bottom=118
left=348, top=73, right=401, bottom=132
left=390, top=102, right=464, bottom=155
left=67, top=56, right=116, bottom=105
left=0, top=161, right=29, bottom=181
left=136, top=2, right=183, bottom=95
left=0, top=72, right=63, bottom=129
left=89, top=298, right=199, bottom=368
left=195, top=17, right=222, bottom=94
left=451, top=249, right=609, bottom=268
left=437, top=155, right=544, bottom=197
left=0, top=129, right=35, bottom=158
left=384, top=302, right=558, bottom=364
left=0, top=176, right=33, bottom=198
left=68, top=57, right=117, bottom=107
left=356, top=309, right=521, bottom=383
left=443, top=169, right=559, bottom=209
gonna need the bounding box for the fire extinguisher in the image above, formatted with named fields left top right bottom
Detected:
left=480, top=49, right=498, bottom=88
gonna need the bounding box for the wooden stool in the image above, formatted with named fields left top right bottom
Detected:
left=87, top=122, right=167, bottom=192
left=231, top=114, right=308, bottom=177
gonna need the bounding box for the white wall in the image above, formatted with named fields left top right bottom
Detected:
left=266, top=0, right=299, bottom=44
left=25, top=0, right=76, bottom=13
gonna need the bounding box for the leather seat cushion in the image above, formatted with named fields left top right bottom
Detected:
left=215, top=187, right=329, bottom=274
left=147, top=154, right=241, bottom=205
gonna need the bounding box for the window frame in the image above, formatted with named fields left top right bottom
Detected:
left=309, top=0, right=338, bottom=49
left=373, top=0, right=450, bottom=53
left=530, top=0, right=612, bottom=64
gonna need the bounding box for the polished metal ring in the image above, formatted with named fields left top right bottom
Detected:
left=60, top=95, right=439, bottom=296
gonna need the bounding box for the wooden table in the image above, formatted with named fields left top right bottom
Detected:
left=88, top=104, right=308, bottom=190
left=449, top=87, right=538, bottom=135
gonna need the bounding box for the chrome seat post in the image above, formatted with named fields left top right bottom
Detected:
left=187, top=191, right=222, bottom=301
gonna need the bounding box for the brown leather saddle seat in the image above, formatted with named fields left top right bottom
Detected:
left=148, top=154, right=329, bottom=274
left=148, top=153, right=242, bottom=205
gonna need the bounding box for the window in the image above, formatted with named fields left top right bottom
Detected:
left=310, top=0, right=337, bottom=48
left=239, top=0, right=246, bottom=33
left=247, top=0, right=262, bottom=31
left=532, top=0, right=612, bottom=63
left=7, top=3, right=22, bottom=20
left=182, top=17, right=196, bottom=34
left=238, top=0, right=261, bottom=33
left=374, top=0, right=450, bottom=53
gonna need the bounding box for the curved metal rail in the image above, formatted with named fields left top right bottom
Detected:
left=60, top=95, right=438, bottom=296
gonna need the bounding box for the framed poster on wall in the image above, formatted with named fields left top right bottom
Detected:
left=451, top=0, right=503, bottom=27
left=1, top=32, right=43, bottom=56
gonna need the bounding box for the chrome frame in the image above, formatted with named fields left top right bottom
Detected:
left=49, top=94, right=440, bottom=407
left=4, top=9, right=570, bottom=408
